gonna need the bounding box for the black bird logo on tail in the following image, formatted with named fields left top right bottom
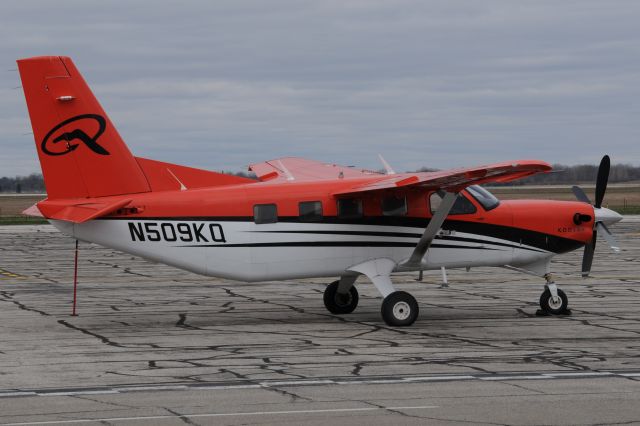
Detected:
left=42, top=114, right=110, bottom=156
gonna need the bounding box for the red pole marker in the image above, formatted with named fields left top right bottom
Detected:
left=72, top=239, right=79, bottom=316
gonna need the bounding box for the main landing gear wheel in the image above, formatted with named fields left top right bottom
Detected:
left=539, top=288, right=568, bottom=315
left=323, top=281, right=359, bottom=314
left=381, top=291, right=419, bottom=327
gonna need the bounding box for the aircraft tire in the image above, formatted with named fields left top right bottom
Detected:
left=323, top=281, right=359, bottom=314
left=381, top=291, right=419, bottom=326
left=539, top=288, right=568, bottom=314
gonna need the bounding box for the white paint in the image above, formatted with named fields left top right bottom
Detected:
left=0, top=370, right=635, bottom=403
left=548, top=372, right=613, bottom=377
left=40, top=390, right=118, bottom=397
left=0, top=392, right=37, bottom=397
left=0, top=405, right=439, bottom=425
left=50, top=218, right=548, bottom=283
left=347, top=258, right=396, bottom=297
left=264, top=380, right=335, bottom=386
left=112, top=385, right=188, bottom=392
left=480, top=375, right=552, bottom=381
left=403, top=375, right=474, bottom=382
left=189, top=384, right=262, bottom=390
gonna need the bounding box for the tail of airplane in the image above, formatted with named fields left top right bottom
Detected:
left=17, top=56, right=151, bottom=199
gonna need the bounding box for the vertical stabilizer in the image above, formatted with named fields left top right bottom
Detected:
left=17, top=56, right=150, bottom=199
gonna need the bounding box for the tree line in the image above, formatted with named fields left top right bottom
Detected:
left=415, top=163, right=640, bottom=185
left=490, top=163, right=640, bottom=186
left=1, top=163, right=639, bottom=193
left=0, top=174, right=45, bottom=193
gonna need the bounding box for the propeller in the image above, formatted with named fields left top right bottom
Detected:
left=571, top=185, right=591, bottom=204
left=571, top=155, right=622, bottom=277
left=581, top=231, right=596, bottom=277
left=594, top=154, right=610, bottom=208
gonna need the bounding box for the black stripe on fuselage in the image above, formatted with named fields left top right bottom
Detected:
left=175, top=242, right=500, bottom=250
left=250, top=230, right=546, bottom=253
left=253, top=229, right=421, bottom=238
left=98, top=216, right=583, bottom=254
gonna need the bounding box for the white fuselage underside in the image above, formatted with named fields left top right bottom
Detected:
left=50, top=219, right=551, bottom=282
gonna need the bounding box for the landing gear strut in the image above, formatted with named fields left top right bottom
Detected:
left=324, top=259, right=421, bottom=326
left=539, top=274, right=569, bottom=315
left=349, top=258, right=419, bottom=327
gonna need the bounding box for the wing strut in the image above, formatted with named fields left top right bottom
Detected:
left=404, top=191, right=458, bottom=266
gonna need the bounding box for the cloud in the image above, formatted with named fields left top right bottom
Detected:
left=1, top=0, right=639, bottom=177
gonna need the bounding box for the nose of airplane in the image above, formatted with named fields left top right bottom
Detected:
left=594, top=207, right=623, bottom=226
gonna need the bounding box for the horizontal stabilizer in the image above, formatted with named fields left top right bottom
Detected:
left=37, top=198, right=132, bottom=223
left=22, top=203, right=45, bottom=217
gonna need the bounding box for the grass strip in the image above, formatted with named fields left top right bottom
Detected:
left=0, top=215, right=48, bottom=225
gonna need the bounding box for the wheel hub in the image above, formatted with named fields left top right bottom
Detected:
left=335, top=293, right=352, bottom=307
left=548, top=296, right=562, bottom=310
left=392, top=301, right=411, bottom=320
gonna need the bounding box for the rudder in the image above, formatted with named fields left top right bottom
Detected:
left=17, top=56, right=150, bottom=199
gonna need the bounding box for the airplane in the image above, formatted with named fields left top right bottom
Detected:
left=16, top=56, right=623, bottom=326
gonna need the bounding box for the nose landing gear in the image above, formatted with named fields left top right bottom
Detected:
left=538, top=274, right=570, bottom=316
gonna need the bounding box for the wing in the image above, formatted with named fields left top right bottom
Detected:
left=249, top=157, right=383, bottom=182
left=333, top=160, right=551, bottom=196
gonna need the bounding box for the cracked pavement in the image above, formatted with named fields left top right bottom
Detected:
left=1, top=218, right=640, bottom=425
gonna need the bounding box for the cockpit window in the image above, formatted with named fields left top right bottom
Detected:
left=466, top=185, right=500, bottom=211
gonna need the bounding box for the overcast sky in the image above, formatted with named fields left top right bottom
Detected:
left=1, top=0, right=639, bottom=177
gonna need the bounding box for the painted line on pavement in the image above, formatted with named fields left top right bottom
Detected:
left=0, top=370, right=636, bottom=400
left=0, top=405, right=440, bottom=425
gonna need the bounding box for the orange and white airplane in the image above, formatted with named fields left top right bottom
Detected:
left=17, top=56, right=622, bottom=326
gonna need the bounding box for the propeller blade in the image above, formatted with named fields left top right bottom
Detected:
left=572, top=185, right=591, bottom=204
left=581, top=231, right=597, bottom=277
left=594, top=155, right=610, bottom=208
left=597, top=222, right=620, bottom=252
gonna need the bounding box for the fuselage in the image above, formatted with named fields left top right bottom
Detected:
left=50, top=178, right=596, bottom=282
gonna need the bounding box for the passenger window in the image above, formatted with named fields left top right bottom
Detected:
left=254, top=204, right=278, bottom=224
left=382, top=196, right=407, bottom=216
left=299, top=201, right=323, bottom=222
left=429, top=191, right=476, bottom=215
left=337, top=198, right=363, bottom=219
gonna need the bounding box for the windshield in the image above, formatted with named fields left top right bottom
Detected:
left=466, top=185, right=500, bottom=211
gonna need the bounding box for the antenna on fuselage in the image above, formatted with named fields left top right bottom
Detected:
left=275, top=159, right=295, bottom=181
left=378, top=154, right=396, bottom=175
left=166, top=168, right=188, bottom=191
